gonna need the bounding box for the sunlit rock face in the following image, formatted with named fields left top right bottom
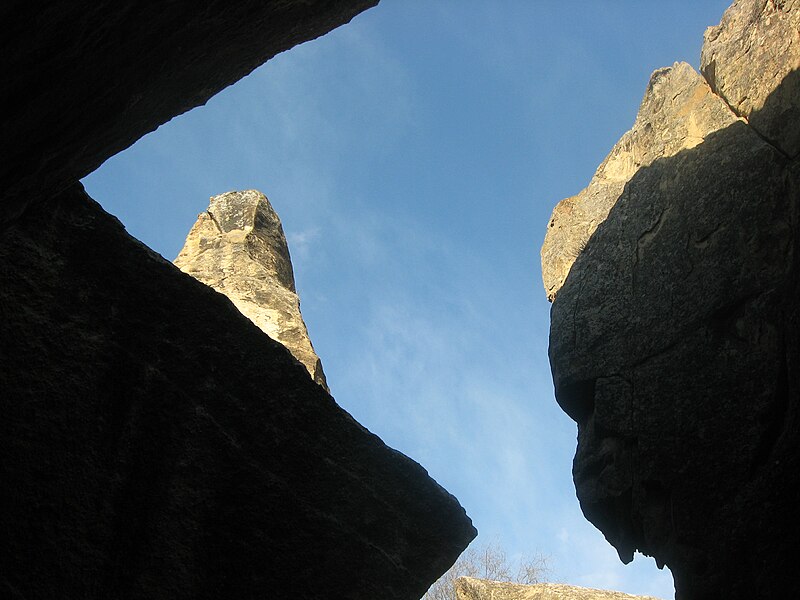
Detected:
left=701, top=0, right=800, bottom=157
left=541, top=62, right=737, bottom=301
left=455, top=577, right=660, bottom=600
left=542, top=0, right=800, bottom=597
left=0, top=1, right=479, bottom=598
left=175, top=190, right=328, bottom=390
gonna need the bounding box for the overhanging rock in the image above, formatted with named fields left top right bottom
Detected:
left=0, top=1, right=477, bottom=598
left=0, top=0, right=379, bottom=224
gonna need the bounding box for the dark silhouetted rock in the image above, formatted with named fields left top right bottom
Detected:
left=0, top=184, right=476, bottom=599
left=0, top=0, right=378, bottom=225
left=175, top=190, right=328, bottom=390
left=542, top=0, right=800, bottom=597
left=0, top=1, right=477, bottom=598
left=455, top=577, right=661, bottom=600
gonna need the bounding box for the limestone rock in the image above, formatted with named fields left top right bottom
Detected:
left=0, top=184, right=477, bottom=599
left=542, top=1, right=800, bottom=597
left=175, top=190, right=328, bottom=390
left=455, top=577, right=661, bottom=600
left=701, top=0, right=800, bottom=156
left=541, top=62, right=738, bottom=301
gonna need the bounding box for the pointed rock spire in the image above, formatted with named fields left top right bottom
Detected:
left=175, top=190, right=328, bottom=390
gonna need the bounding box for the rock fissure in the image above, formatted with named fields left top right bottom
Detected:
left=205, top=209, right=224, bottom=235
left=709, top=89, right=795, bottom=159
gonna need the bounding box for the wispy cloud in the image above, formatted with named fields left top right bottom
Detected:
left=287, top=227, right=320, bottom=263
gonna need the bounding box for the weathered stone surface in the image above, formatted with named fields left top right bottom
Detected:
left=455, top=577, right=661, bottom=600
left=0, top=0, right=378, bottom=225
left=542, top=1, right=800, bottom=598
left=175, top=190, right=328, bottom=390
left=701, top=0, right=800, bottom=156
left=541, top=62, right=738, bottom=301
left=0, top=184, right=477, bottom=599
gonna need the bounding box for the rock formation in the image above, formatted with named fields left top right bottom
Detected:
left=455, top=577, right=661, bottom=600
left=0, top=2, right=478, bottom=599
left=542, top=0, right=800, bottom=598
left=701, top=0, right=800, bottom=157
left=541, top=62, right=739, bottom=301
left=175, top=190, right=328, bottom=390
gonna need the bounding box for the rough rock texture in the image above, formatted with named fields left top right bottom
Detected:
left=1, top=1, right=478, bottom=598
left=0, top=184, right=477, bottom=599
left=175, top=190, right=328, bottom=390
left=455, top=577, right=661, bottom=600
left=542, top=62, right=739, bottom=301
left=701, top=0, right=800, bottom=156
left=0, top=0, right=378, bottom=226
left=542, top=0, right=800, bottom=598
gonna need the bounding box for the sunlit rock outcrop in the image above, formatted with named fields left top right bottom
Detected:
left=701, top=0, right=800, bottom=156
left=455, top=577, right=661, bottom=600
left=542, top=0, right=800, bottom=597
left=175, top=190, right=328, bottom=390
left=541, top=62, right=737, bottom=301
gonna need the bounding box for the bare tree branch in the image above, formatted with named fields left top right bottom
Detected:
left=422, top=542, right=552, bottom=600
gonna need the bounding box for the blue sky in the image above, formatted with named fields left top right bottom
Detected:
left=83, top=2, right=733, bottom=597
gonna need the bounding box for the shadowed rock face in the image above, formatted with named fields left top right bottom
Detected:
left=0, top=1, right=478, bottom=598
left=175, top=190, right=329, bottom=390
left=542, top=1, right=800, bottom=597
left=0, top=0, right=378, bottom=225
left=0, top=183, right=476, bottom=599
left=455, top=577, right=661, bottom=600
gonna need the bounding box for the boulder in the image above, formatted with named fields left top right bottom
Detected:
left=175, top=190, right=328, bottom=390
left=455, top=577, right=661, bottom=600
left=542, top=0, right=800, bottom=597
left=541, top=62, right=738, bottom=301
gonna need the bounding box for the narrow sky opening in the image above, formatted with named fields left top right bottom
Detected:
left=83, top=2, right=732, bottom=597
